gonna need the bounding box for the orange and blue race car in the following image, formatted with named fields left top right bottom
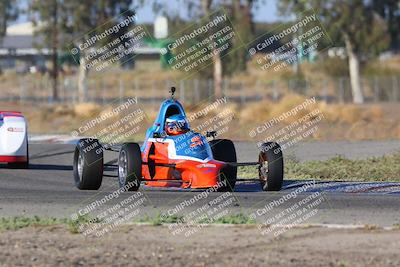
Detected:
left=73, top=87, right=283, bottom=192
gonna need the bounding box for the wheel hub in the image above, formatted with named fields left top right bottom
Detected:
left=77, top=153, right=84, bottom=182
left=258, top=153, right=268, bottom=184
left=119, top=150, right=128, bottom=186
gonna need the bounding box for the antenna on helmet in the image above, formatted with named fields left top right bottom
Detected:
left=169, top=86, right=176, bottom=99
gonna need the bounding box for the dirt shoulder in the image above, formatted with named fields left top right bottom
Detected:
left=0, top=225, right=399, bottom=267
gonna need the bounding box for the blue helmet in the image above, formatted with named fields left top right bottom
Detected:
left=165, top=114, right=189, bottom=135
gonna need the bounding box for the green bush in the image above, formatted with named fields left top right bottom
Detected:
left=238, top=153, right=400, bottom=182
left=0, top=216, right=63, bottom=231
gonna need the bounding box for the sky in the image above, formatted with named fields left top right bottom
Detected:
left=134, top=0, right=281, bottom=24
left=14, top=0, right=281, bottom=25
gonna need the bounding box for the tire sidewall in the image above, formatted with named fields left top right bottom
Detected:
left=259, top=142, right=284, bottom=191
left=118, top=143, right=142, bottom=191
left=210, top=139, right=237, bottom=191
left=73, top=139, right=104, bottom=190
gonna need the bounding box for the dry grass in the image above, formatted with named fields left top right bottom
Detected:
left=321, top=104, right=385, bottom=124
left=239, top=94, right=386, bottom=126
left=233, top=93, right=397, bottom=140
left=73, top=103, right=102, bottom=118
left=239, top=94, right=312, bottom=123
left=1, top=94, right=399, bottom=141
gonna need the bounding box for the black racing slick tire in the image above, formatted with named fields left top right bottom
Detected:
left=73, top=138, right=103, bottom=190
left=118, top=143, right=142, bottom=191
left=210, top=139, right=237, bottom=192
left=259, top=142, right=284, bottom=191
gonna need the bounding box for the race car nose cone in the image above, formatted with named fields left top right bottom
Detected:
left=0, top=115, right=27, bottom=155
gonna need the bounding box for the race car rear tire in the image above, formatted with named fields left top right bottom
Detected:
left=210, top=139, right=237, bottom=192
left=118, top=143, right=142, bottom=191
left=73, top=138, right=103, bottom=190
left=259, top=142, right=283, bottom=191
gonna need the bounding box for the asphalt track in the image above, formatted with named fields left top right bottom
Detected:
left=0, top=142, right=399, bottom=226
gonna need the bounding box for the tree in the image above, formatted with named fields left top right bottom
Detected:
left=278, top=0, right=390, bottom=104
left=0, top=0, right=18, bottom=40
left=151, top=0, right=258, bottom=99
left=63, top=0, right=138, bottom=102
left=226, top=0, right=254, bottom=73
left=163, top=0, right=224, bottom=98
left=202, top=0, right=223, bottom=99
left=0, top=0, right=18, bottom=74
left=30, top=0, right=62, bottom=100
left=372, top=0, right=400, bottom=50
left=204, top=0, right=255, bottom=97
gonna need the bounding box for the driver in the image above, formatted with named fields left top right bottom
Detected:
left=165, top=114, right=189, bottom=136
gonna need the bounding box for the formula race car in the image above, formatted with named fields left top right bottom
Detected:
left=73, top=87, right=284, bottom=192
left=0, top=111, right=29, bottom=168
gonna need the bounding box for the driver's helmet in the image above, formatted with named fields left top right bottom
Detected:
left=165, top=114, right=189, bottom=136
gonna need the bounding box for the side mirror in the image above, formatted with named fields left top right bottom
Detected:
left=153, top=131, right=167, bottom=138
left=206, top=131, right=217, bottom=139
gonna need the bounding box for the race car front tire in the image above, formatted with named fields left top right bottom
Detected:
left=73, top=138, right=103, bottom=190
left=118, top=143, right=142, bottom=191
left=210, top=139, right=237, bottom=192
left=259, top=142, right=284, bottom=191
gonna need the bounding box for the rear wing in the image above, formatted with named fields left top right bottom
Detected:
left=0, top=111, right=24, bottom=119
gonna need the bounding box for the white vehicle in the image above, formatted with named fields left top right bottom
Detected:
left=0, top=111, right=29, bottom=168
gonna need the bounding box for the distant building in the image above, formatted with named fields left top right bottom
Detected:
left=0, top=22, right=49, bottom=72
left=0, top=22, right=168, bottom=73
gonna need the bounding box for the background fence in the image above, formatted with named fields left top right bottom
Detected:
left=0, top=75, right=399, bottom=105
